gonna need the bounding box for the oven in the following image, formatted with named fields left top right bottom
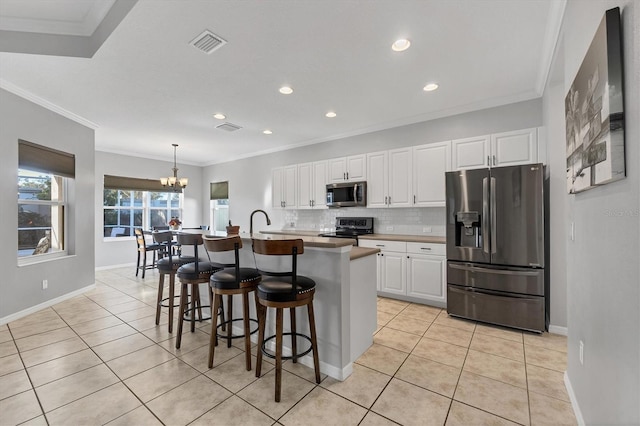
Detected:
left=319, top=217, right=374, bottom=246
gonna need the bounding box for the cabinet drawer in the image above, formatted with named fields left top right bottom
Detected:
left=359, top=239, right=406, bottom=252
left=407, top=242, right=445, bottom=256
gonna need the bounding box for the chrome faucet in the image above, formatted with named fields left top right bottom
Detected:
left=249, top=209, right=271, bottom=234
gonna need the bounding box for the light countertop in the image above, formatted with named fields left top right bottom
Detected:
left=260, top=229, right=445, bottom=244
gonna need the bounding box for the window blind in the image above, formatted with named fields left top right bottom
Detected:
left=210, top=181, right=229, bottom=199
left=104, top=175, right=179, bottom=192
left=18, top=140, right=75, bottom=178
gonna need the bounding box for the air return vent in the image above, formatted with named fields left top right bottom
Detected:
left=216, top=122, right=242, bottom=132
left=190, top=30, right=226, bottom=54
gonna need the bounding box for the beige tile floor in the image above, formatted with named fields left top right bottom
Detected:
left=0, top=267, right=577, bottom=425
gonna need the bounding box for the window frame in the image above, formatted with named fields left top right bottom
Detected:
left=18, top=170, right=69, bottom=266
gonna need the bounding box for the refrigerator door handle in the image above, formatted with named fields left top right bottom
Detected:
left=490, top=176, right=497, bottom=254
left=449, top=263, right=541, bottom=276
left=482, top=177, right=489, bottom=254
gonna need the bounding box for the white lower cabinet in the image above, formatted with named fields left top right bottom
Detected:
left=360, top=239, right=446, bottom=307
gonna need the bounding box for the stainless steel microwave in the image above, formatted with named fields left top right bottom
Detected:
left=326, top=181, right=367, bottom=207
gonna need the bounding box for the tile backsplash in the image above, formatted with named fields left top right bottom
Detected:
left=281, top=207, right=446, bottom=236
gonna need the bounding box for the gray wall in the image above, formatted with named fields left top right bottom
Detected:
left=94, top=151, right=204, bottom=268
left=0, top=89, right=96, bottom=320
left=543, top=0, right=639, bottom=423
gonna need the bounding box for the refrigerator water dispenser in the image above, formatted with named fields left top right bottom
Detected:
left=455, top=211, right=481, bottom=248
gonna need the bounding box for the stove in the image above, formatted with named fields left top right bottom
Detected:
left=319, top=217, right=374, bottom=246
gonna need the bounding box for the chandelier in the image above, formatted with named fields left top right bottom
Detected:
left=160, top=144, right=188, bottom=191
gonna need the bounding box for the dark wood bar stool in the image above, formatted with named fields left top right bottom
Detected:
left=251, top=238, right=321, bottom=402
left=152, top=231, right=196, bottom=333
left=175, top=232, right=224, bottom=349
left=135, top=228, right=163, bottom=279
left=203, top=235, right=261, bottom=370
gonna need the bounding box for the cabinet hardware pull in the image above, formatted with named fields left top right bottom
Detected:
left=343, top=172, right=346, bottom=180
left=493, top=155, right=496, bottom=166
left=487, top=155, right=490, bottom=166
left=346, top=172, right=349, bottom=180
left=414, top=195, right=416, bottom=204
left=376, top=244, right=385, bottom=247
left=421, top=247, right=432, bottom=250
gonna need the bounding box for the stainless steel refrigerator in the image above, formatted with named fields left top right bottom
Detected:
left=445, top=164, right=548, bottom=332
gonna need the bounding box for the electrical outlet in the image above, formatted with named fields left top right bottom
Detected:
left=579, top=340, right=584, bottom=365
left=422, top=226, right=432, bottom=233
left=42, top=279, right=48, bottom=290
left=386, top=226, right=393, bottom=231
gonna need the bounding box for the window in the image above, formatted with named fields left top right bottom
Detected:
left=103, top=190, right=181, bottom=237
left=18, top=140, right=74, bottom=260
left=103, top=175, right=182, bottom=238
left=210, top=181, right=229, bottom=235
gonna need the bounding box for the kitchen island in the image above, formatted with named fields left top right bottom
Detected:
left=220, top=232, right=378, bottom=380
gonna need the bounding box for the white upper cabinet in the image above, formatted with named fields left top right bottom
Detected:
left=272, top=165, right=297, bottom=209
left=328, top=154, right=366, bottom=182
left=366, top=151, right=388, bottom=208
left=451, top=135, right=491, bottom=170
left=490, top=127, right=538, bottom=167
left=413, top=141, right=451, bottom=207
left=298, top=161, right=328, bottom=209
left=452, top=128, right=539, bottom=170
left=366, top=148, right=412, bottom=207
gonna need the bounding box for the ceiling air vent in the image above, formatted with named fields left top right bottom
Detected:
left=216, top=122, right=242, bottom=132
left=190, top=30, right=226, bottom=54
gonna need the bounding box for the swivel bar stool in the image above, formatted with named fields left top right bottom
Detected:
left=203, top=235, right=261, bottom=370
left=251, top=238, right=321, bottom=402
left=153, top=230, right=196, bottom=333
left=175, top=232, right=224, bottom=349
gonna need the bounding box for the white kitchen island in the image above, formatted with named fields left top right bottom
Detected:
left=221, top=233, right=378, bottom=381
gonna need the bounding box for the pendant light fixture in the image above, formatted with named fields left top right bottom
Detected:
left=160, top=144, right=188, bottom=191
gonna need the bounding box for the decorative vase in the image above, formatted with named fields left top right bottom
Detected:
left=170, top=224, right=180, bottom=231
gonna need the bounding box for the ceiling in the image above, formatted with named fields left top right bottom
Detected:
left=0, top=0, right=564, bottom=166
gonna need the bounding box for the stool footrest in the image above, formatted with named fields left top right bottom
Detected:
left=260, top=332, right=313, bottom=360
left=159, top=294, right=186, bottom=309
left=216, top=318, right=259, bottom=339
left=182, top=305, right=212, bottom=322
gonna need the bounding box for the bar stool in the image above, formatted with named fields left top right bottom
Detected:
left=153, top=231, right=196, bottom=333
left=135, top=228, right=163, bottom=279
left=175, top=232, right=225, bottom=349
left=251, top=238, right=321, bottom=402
left=203, top=235, right=261, bottom=370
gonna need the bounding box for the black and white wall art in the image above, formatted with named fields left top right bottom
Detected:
left=565, top=7, right=625, bottom=194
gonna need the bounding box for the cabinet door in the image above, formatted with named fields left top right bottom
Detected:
left=388, top=148, right=412, bottom=207
left=407, top=254, right=446, bottom=303
left=380, top=251, right=406, bottom=295
left=452, top=135, right=490, bottom=170
left=271, top=167, right=283, bottom=208
left=491, top=128, right=537, bottom=167
left=413, top=141, right=451, bottom=207
left=366, top=151, right=388, bottom=207
left=328, top=157, right=347, bottom=182
left=297, top=162, right=312, bottom=209
left=312, top=161, right=328, bottom=208
left=283, top=165, right=297, bottom=209
left=346, top=154, right=366, bottom=181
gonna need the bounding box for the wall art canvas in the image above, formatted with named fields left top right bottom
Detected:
left=565, top=7, right=625, bottom=194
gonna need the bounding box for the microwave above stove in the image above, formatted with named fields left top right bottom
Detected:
left=326, top=181, right=366, bottom=207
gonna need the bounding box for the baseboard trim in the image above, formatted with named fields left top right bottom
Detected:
left=0, top=283, right=96, bottom=325
left=549, top=324, right=568, bottom=336
left=95, top=263, right=136, bottom=271
left=564, top=371, right=585, bottom=426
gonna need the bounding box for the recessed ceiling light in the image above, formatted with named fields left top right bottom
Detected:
left=263, top=129, right=273, bottom=135
left=213, top=113, right=226, bottom=120
left=325, top=111, right=337, bottom=118
left=423, top=83, right=439, bottom=92
left=391, top=39, right=411, bottom=52
left=279, top=86, right=293, bottom=95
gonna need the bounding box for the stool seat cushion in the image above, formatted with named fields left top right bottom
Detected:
left=257, top=276, right=316, bottom=302
left=211, top=268, right=261, bottom=289
left=145, top=243, right=163, bottom=251
left=157, top=256, right=196, bottom=272
left=177, top=261, right=224, bottom=280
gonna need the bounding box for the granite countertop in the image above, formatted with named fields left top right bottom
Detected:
left=261, top=229, right=445, bottom=244
left=246, top=232, right=356, bottom=248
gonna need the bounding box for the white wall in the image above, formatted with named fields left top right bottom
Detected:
left=94, top=151, right=204, bottom=268
left=0, top=89, right=95, bottom=320
left=544, top=1, right=639, bottom=423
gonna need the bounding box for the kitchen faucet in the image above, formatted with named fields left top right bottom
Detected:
left=249, top=209, right=271, bottom=234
